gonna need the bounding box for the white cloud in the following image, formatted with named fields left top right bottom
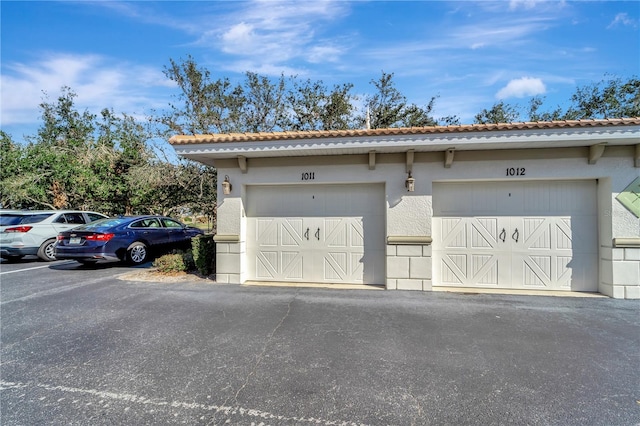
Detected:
left=608, top=13, right=637, bottom=29
left=198, top=1, right=350, bottom=74
left=496, top=77, right=546, bottom=99
left=221, top=22, right=256, bottom=53
left=0, top=53, right=173, bottom=127
left=509, top=0, right=539, bottom=11
left=306, top=45, right=343, bottom=64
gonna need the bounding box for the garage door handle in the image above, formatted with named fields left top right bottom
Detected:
left=499, top=229, right=506, bottom=243
left=304, top=228, right=309, bottom=240
left=315, top=228, right=320, bottom=241
left=512, top=228, right=519, bottom=243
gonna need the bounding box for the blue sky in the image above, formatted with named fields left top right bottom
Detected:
left=1, top=1, right=639, bottom=143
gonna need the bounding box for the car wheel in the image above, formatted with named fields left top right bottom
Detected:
left=37, top=239, right=57, bottom=261
left=127, top=242, right=148, bottom=265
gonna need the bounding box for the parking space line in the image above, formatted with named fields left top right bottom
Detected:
left=0, top=262, right=74, bottom=275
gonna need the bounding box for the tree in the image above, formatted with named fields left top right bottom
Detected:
left=8, top=88, right=99, bottom=209
left=401, top=99, right=438, bottom=127
left=527, top=96, right=564, bottom=122
left=474, top=101, right=520, bottom=124
left=242, top=72, right=288, bottom=132
left=476, top=75, right=640, bottom=124
left=362, top=72, right=444, bottom=128
left=0, top=86, right=217, bottom=218
left=363, top=71, right=407, bottom=129
left=160, top=55, right=247, bottom=135
left=287, top=79, right=356, bottom=131
left=564, top=75, right=640, bottom=120
left=0, top=131, right=25, bottom=208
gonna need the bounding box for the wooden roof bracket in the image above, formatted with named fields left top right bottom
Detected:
left=588, top=143, right=606, bottom=165
left=406, top=150, right=414, bottom=173
left=444, top=148, right=455, bottom=168
left=238, top=156, right=247, bottom=173
left=369, top=151, right=376, bottom=170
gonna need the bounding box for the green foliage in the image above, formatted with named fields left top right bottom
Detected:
left=0, top=87, right=217, bottom=216
left=287, top=79, right=356, bottom=131
left=474, top=101, right=521, bottom=124
left=475, top=75, right=639, bottom=124
left=362, top=72, right=447, bottom=128
left=153, top=250, right=195, bottom=273
left=365, top=71, right=408, bottom=128
left=191, top=234, right=216, bottom=276
left=564, top=75, right=640, bottom=119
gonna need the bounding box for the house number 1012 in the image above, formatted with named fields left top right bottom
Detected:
left=301, top=172, right=315, bottom=181
left=506, top=167, right=525, bottom=176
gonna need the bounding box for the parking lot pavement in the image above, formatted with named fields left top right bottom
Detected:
left=1, top=268, right=639, bottom=425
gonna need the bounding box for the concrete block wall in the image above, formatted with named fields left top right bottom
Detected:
left=215, top=241, right=245, bottom=284
left=600, top=244, right=640, bottom=299
left=613, top=247, right=640, bottom=299
left=386, top=244, right=432, bottom=291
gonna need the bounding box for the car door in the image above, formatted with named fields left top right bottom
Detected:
left=161, top=218, right=188, bottom=245
left=130, top=218, right=170, bottom=247
left=51, top=212, right=86, bottom=234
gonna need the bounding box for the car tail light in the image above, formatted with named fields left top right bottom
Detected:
left=85, top=233, right=115, bottom=241
left=4, top=226, right=33, bottom=233
left=57, top=235, right=64, bottom=241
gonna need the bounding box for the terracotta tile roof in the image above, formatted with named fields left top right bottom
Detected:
left=169, top=118, right=640, bottom=145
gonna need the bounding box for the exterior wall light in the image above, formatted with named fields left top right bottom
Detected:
left=405, top=171, right=415, bottom=192
left=222, top=175, right=232, bottom=195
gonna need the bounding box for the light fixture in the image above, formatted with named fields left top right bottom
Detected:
left=222, top=175, right=232, bottom=195
left=405, top=171, right=415, bottom=192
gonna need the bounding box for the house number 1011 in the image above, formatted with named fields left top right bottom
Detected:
left=506, top=167, right=525, bottom=176
left=301, top=172, right=315, bottom=181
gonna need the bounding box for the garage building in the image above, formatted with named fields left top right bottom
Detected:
left=170, top=118, right=640, bottom=299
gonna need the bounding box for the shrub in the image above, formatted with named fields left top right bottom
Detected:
left=153, top=250, right=194, bottom=273
left=191, top=234, right=216, bottom=276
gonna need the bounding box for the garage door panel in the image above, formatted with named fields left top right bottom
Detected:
left=247, top=185, right=383, bottom=284
left=257, top=219, right=279, bottom=246
left=440, top=253, right=499, bottom=286
left=256, top=251, right=278, bottom=279
left=325, top=218, right=347, bottom=247
left=282, top=252, right=304, bottom=280
left=434, top=180, right=597, bottom=292
left=471, top=218, right=499, bottom=249
left=281, top=219, right=304, bottom=246
left=441, top=254, right=466, bottom=284
left=474, top=254, right=499, bottom=285
left=441, top=218, right=466, bottom=249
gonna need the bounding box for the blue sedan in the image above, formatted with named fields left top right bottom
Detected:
left=55, top=215, right=204, bottom=265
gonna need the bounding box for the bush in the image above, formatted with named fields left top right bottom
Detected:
left=153, top=250, right=194, bottom=273
left=191, top=234, right=216, bottom=276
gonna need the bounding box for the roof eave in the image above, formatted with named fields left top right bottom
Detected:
left=171, top=124, right=640, bottom=159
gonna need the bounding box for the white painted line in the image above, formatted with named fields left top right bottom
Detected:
left=0, top=380, right=369, bottom=426
left=0, top=261, right=74, bottom=275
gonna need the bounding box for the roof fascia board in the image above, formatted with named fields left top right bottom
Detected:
left=171, top=125, right=640, bottom=159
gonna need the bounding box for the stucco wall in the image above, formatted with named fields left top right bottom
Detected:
left=213, top=146, right=639, bottom=297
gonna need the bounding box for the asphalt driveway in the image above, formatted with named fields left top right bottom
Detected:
left=1, top=266, right=639, bottom=425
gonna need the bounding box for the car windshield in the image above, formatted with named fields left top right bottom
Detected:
left=76, top=217, right=127, bottom=230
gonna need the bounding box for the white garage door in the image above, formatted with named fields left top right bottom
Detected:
left=433, top=180, right=598, bottom=292
left=246, top=184, right=385, bottom=284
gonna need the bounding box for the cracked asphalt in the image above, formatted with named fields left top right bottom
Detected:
left=1, top=260, right=639, bottom=425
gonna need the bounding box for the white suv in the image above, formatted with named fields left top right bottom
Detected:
left=0, top=210, right=108, bottom=261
